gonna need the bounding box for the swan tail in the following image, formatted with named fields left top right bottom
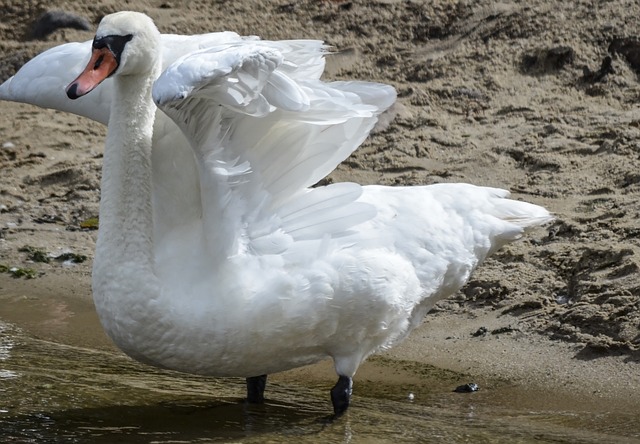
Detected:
left=479, top=187, right=553, bottom=256
left=485, top=187, right=553, bottom=226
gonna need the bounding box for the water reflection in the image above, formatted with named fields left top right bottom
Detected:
left=2, top=401, right=330, bottom=443
left=0, top=321, right=15, bottom=359
left=0, top=308, right=639, bottom=443
left=0, top=321, right=17, bottom=381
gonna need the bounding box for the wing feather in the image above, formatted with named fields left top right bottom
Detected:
left=153, top=41, right=395, bottom=255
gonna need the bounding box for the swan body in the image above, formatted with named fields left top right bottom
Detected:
left=1, top=12, right=552, bottom=414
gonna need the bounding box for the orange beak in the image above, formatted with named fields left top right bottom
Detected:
left=66, top=47, right=119, bottom=99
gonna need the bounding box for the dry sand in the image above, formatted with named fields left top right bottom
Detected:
left=0, top=0, right=639, bottom=404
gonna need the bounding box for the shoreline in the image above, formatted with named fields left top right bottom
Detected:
left=1, top=266, right=638, bottom=411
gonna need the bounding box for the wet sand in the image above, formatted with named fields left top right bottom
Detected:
left=2, top=272, right=640, bottom=442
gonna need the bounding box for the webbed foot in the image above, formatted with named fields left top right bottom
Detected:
left=246, top=374, right=268, bottom=404
left=330, top=375, right=353, bottom=417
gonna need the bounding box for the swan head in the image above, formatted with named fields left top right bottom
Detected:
left=66, top=11, right=161, bottom=99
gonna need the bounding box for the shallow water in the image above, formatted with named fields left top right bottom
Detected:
left=1, top=291, right=639, bottom=443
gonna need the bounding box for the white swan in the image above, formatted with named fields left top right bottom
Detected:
left=1, top=11, right=552, bottom=416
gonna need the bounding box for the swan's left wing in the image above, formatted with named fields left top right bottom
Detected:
left=0, top=41, right=112, bottom=123
left=153, top=41, right=393, bottom=255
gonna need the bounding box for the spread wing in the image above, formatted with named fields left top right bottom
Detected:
left=153, top=41, right=396, bottom=255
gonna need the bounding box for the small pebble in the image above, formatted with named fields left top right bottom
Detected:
left=472, top=326, right=488, bottom=337
left=454, top=382, right=479, bottom=393
left=407, top=392, right=414, bottom=401
left=2, top=142, right=15, bottom=149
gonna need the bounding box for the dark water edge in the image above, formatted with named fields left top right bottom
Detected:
left=1, top=322, right=639, bottom=444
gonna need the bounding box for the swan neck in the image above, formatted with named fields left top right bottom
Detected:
left=96, top=68, right=159, bottom=269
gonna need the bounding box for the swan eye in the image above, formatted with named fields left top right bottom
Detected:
left=92, top=34, right=134, bottom=60
left=94, top=54, right=104, bottom=70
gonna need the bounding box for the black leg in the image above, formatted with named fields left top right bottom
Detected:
left=246, top=374, right=268, bottom=404
left=330, top=375, right=353, bottom=416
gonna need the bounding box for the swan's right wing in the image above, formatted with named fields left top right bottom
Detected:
left=153, top=41, right=396, bottom=204
left=153, top=42, right=395, bottom=255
